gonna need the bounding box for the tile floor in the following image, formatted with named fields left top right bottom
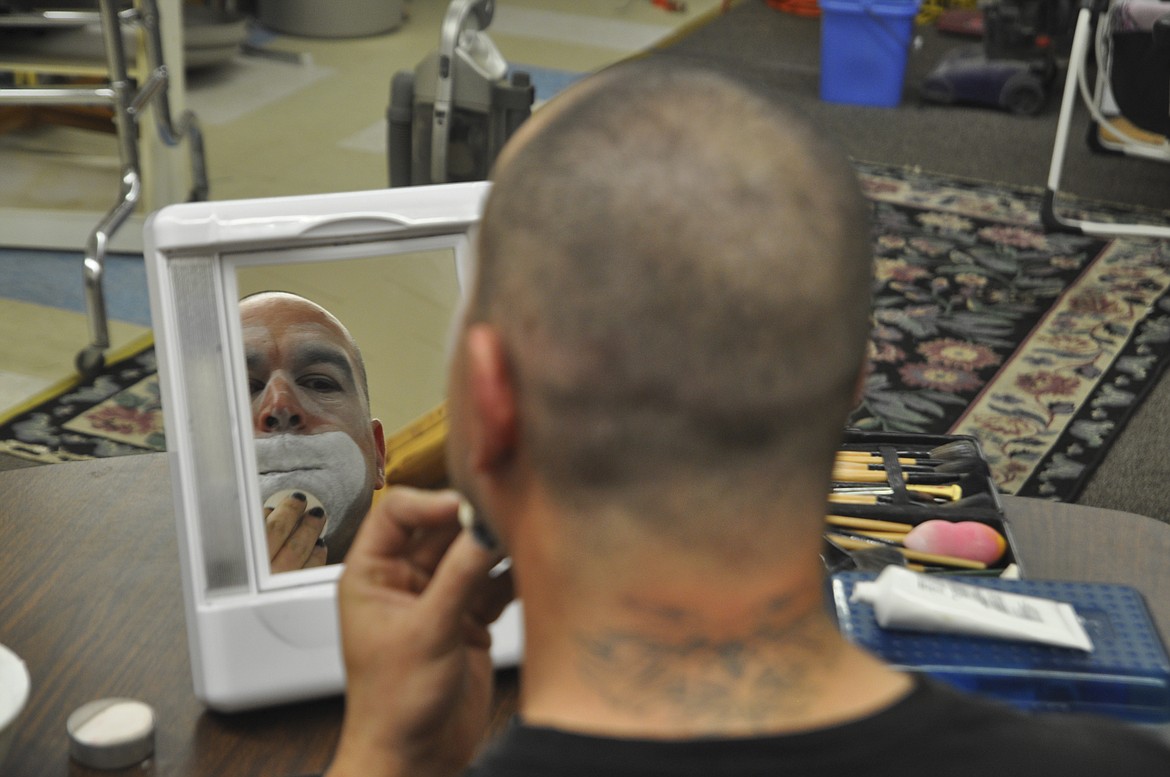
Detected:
left=0, top=0, right=722, bottom=418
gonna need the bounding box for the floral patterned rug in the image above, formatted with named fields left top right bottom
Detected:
left=3, top=162, right=1169, bottom=501
left=0, top=338, right=163, bottom=465
left=852, top=161, right=1170, bottom=501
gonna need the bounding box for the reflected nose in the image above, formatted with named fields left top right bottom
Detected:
left=255, top=375, right=306, bottom=433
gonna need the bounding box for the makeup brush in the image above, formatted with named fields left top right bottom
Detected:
left=828, top=528, right=907, bottom=548
left=837, top=451, right=925, bottom=467
left=832, top=483, right=963, bottom=501
left=843, top=529, right=911, bottom=543
left=830, top=493, right=948, bottom=506
left=830, top=489, right=995, bottom=512
left=835, top=452, right=983, bottom=475
left=949, top=492, right=997, bottom=509
left=831, top=464, right=962, bottom=485
left=825, top=532, right=988, bottom=570
left=838, top=439, right=980, bottom=461
left=825, top=514, right=914, bottom=533
left=929, top=439, right=980, bottom=460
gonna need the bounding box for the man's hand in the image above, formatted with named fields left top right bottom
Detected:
left=265, top=491, right=328, bottom=572
left=326, top=488, right=513, bottom=777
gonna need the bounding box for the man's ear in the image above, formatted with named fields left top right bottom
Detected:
left=464, top=324, right=518, bottom=474
left=370, top=419, right=386, bottom=489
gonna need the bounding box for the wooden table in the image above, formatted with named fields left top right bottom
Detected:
left=1, top=454, right=342, bottom=776
left=2, top=454, right=1168, bottom=775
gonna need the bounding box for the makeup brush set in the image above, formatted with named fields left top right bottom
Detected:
left=823, top=431, right=1021, bottom=576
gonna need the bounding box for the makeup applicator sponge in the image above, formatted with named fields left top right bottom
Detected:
left=903, top=520, right=1007, bottom=565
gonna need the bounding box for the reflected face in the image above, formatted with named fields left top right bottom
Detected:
left=241, top=292, right=385, bottom=560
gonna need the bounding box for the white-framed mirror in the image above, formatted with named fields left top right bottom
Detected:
left=144, top=182, right=523, bottom=712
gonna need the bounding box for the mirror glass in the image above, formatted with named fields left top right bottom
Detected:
left=232, top=247, right=462, bottom=578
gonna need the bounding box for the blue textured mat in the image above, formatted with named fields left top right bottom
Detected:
left=833, top=572, right=1170, bottom=723
left=0, top=248, right=152, bottom=327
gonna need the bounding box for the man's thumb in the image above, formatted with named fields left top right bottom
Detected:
left=421, top=529, right=504, bottom=628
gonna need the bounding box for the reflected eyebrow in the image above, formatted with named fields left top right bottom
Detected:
left=243, top=331, right=359, bottom=392
left=290, top=343, right=357, bottom=388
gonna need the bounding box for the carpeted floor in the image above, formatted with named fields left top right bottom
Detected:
left=647, top=0, right=1170, bottom=522
left=850, top=162, right=1170, bottom=502
left=0, top=334, right=160, bottom=467
left=5, top=160, right=1168, bottom=511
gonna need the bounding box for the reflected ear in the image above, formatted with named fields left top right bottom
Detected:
left=371, top=419, right=386, bottom=489
left=465, top=324, right=518, bottom=474
left=852, top=355, right=869, bottom=407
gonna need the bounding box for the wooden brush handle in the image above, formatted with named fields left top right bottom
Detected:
left=826, top=533, right=987, bottom=570
left=825, top=514, right=913, bottom=533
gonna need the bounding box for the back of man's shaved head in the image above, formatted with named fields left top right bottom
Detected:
left=472, top=60, right=874, bottom=532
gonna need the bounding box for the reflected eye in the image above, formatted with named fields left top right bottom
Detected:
left=249, top=378, right=264, bottom=396
left=300, top=374, right=342, bottom=393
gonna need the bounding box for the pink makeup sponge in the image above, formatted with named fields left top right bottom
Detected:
left=903, top=520, right=1007, bottom=565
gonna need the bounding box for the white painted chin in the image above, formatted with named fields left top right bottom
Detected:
left=254, top=430, right=368, bottom=538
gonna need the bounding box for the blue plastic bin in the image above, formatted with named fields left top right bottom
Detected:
left=819, top=0, right=921, bottom=107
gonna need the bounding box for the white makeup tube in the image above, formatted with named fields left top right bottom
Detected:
left=850, top=566, right=1094, bottom=652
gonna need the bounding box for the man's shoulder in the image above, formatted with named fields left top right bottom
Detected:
left=463, top=680, right=1170, bottom=777
left=902, top=678, right=1170, bottom=774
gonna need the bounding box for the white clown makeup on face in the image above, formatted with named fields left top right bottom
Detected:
left=240, top=292, right=386, bottom=563
left=255, top=431, right=368, bottom=539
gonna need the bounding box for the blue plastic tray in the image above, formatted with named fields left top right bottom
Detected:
left=831, top=573, right=1170, bottom=723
